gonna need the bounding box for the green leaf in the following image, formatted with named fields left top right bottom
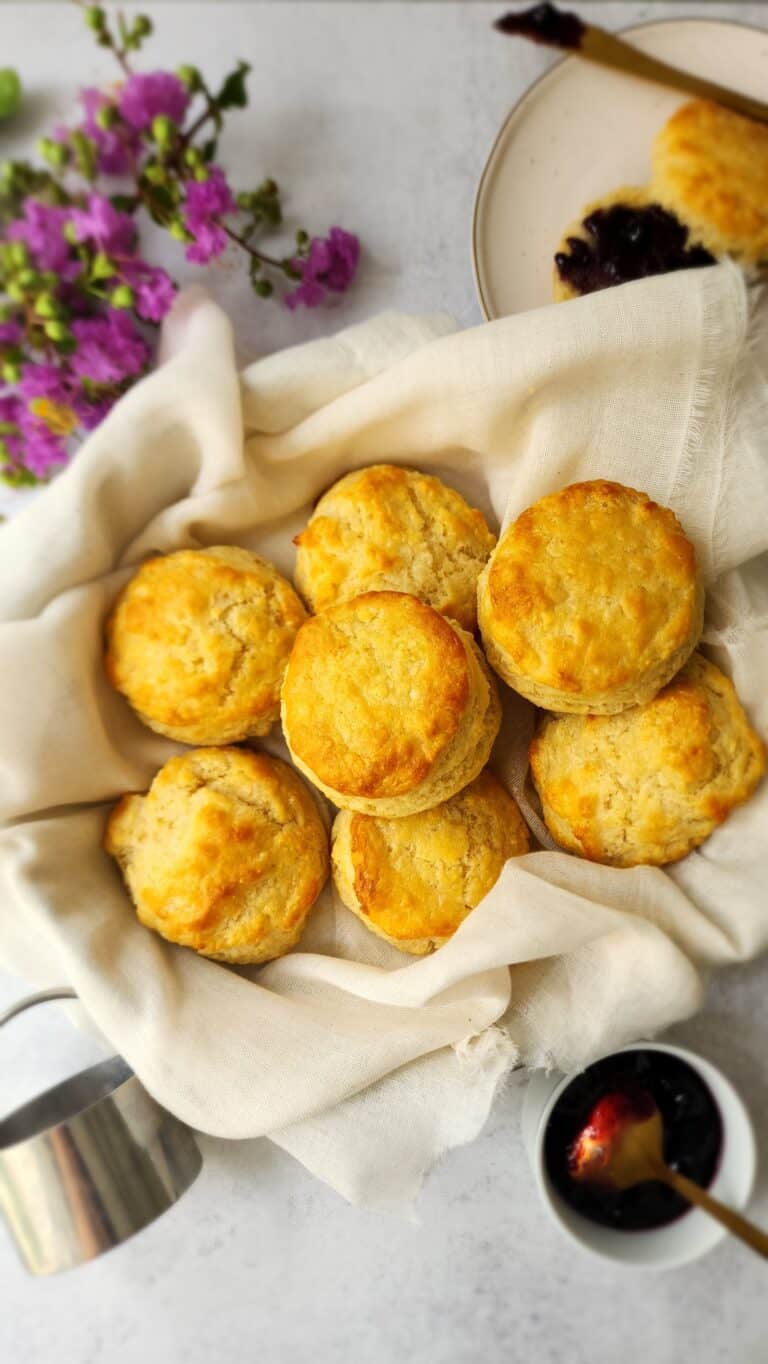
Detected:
left=110, top=194, right=139, bottom=214
left=201, top=138, right=218, bottom=163
left=0, top=463, right=40, bottom=487
left=214, top=61, right=251, bottom=110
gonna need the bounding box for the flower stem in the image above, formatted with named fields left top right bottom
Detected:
left=180, top=105, right=216, bottom=147
left=220, top=222, right=287, bottom=271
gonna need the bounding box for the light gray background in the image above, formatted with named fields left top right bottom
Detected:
left=0, top=5, right=766, bottom=1361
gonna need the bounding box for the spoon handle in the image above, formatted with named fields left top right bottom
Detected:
left=658, top=1164, right=768, bottom=1260
left=580, top=27, right=768, bottom=126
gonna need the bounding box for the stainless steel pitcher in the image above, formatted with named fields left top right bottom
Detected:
left=0, top=988, right=202, bottom=1275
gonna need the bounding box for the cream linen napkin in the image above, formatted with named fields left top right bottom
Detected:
left=1, top=262, right=766, bottom=1207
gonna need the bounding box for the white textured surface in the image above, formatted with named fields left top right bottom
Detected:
left=0, top=4, right=766, bottom=1360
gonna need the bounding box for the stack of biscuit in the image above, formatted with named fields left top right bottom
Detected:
left=478, top=480, right=764, bottom=868
left=103, top=464, right=763, bottom=965
left=103, top=465, right=529, bottom=962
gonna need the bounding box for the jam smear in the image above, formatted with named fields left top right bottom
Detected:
left=495, top=4, right=586, bottom=50
left=544, top=1049, right=723, bottom=1231
left=555, top=203, right=715, bottom=296
left=568, top=1085, right=657, bottom=1183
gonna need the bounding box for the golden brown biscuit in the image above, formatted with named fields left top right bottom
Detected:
left=477, top=481, right=703, bottom=714
left=529, top=653, right=765, bottom=868
left=652, top=100, right=768, bottom=263
left=332, top=770, right=529, bottom=954
left=293, top=464, right=496, bottom=631
left=105, top=546, right=306, bottom=745
left=281, top=591, right=502, bottom=816
left=104, top=747, right=329, bottom=963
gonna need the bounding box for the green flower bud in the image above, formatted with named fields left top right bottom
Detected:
left=253, top=278, right=273, bottom=299
left=90, top=251, right=115, bottom=281
left=71, top=130, right=97, bottom=179
left=84, top=6, right=106, bottom=31
left=37, top=136, right=69, bottom=169
left=95, top=104, right=118, bottom=131
left=110, top=284, right=135, bottom=309
left=183, top=146, right=203, bottom=170
left=143, top=163, right=168, bottom=186
left=1, top=360, right=21, bottom=384
left=133, top=15, right=153, bottom=38
left=5, top=281, right=25, bottom=303
left=237, top=191, right=256, bottom=212
left=34, top=292, right=64, bottom=319
left=63, top=221, right=79, bottom=245
left=0, top=68, right=22, bottom=122
left=261, top=178, right=278, bottom=197
left=151, top=114, right=175, bottom=147
left=44, top=320, right=71, bottom=342
left=7, top=241, right=28, bottom=268
left=176, top=64, right=201, bottom=92
left=295, top=229, right=309, bottom=247
left=17, top=268, right=40, bottom=290
left=168, top=219, right=192, bottom=242
left=193, top=166, right=209, bottom=183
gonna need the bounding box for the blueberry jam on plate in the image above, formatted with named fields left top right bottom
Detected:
left=543, top=1048, right=724, bottom=1231
left=555, top=203, right=715, bottom=297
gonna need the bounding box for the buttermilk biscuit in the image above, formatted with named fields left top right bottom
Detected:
left=478, top=481, right=703, bottom=714
left=652, top=100, right=768, bottom=263
left=104, top=748, right=329, bottom=963
left=331, top=770, right=529, bottom=955
left=530, top=653, right=765, bottom=868
left=281, top=591, right=502, bottom=816
left=105, top=547, right=306, bottom=744
left=293, top=464, right=496, bottom=631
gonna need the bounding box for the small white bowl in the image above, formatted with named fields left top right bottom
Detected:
left=521, top=1041, right=757, bottom=1269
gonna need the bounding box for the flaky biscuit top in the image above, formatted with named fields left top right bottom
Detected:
left=529, top=653, right=765, bottom=868
left=479, top=480, right=701, bottom=700
left=652, top=100, right=768, bottom=263
left=105, top=546, right=306, bottom=744
left=281, top=591, right=473, bottom=799
left=294, top=464, right=496, bottom=631
left=104, top=747, right=329, bottom=963
left=332, top=770, right=529, bottom=952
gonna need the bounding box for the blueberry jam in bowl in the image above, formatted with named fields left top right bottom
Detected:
left=521, top=1042, right=757, bottom=1268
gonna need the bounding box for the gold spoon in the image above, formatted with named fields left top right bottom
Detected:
left=568, top=1089, right=768, bottom=1260
left=495, top=3, right=768, bottom=126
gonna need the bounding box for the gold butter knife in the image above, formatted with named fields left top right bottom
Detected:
left=495, top=3, right=768, bottom=126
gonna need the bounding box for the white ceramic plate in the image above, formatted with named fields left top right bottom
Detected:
left=472, top=19, right=768, bottom=319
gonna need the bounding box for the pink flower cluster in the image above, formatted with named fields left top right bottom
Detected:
left=0, top=14, right=360, bottom=485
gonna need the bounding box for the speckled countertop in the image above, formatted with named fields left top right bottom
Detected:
left=0, top=5, right=766, bottom=1361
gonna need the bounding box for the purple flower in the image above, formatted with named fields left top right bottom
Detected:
left=18, top=363, right=69, bottom=406
left=118, top=72, right=189, bottom=132
left=7, top=200, right=75, bottom=276
left=182, top=166, right=236, bottom=264
left=78, top=88, right=138, bottom=175
left=284, top=227, right=359, bottom=310
left=121, top=261, right=176, bottom=322
left=69, top=194, right=136, bottom=255
left=184, top=221, right=229, bottom=265
left=0, top=320, right=22, bottom=346
left=70, top=311, right=150, bottom=385
left=0, top=393, right=22, bottom=428
left=16, top=406, right=68, bottom=478
left=73, top=394, right=115, bottom=431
